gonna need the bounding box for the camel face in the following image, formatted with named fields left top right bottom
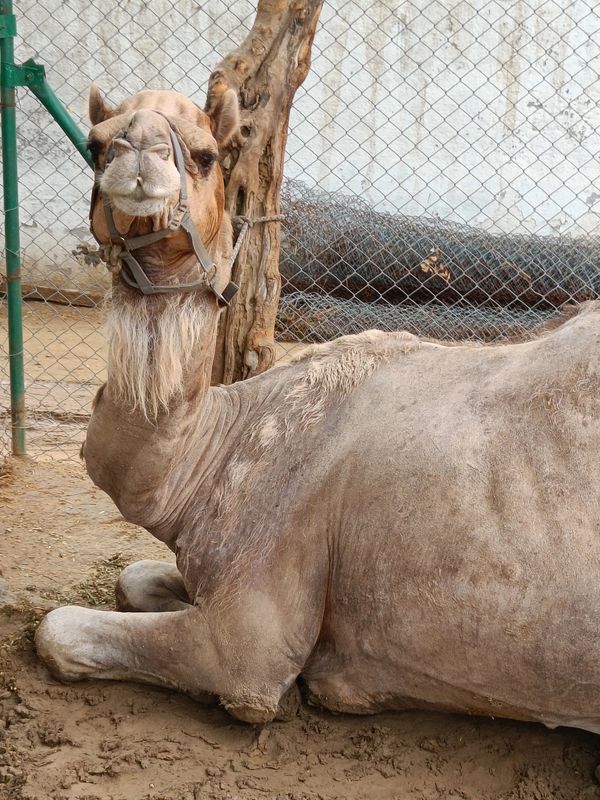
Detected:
left=96, top=111, right=183, bottom=218
left=84, top=87, right=240, bottom=419
left=87, top=86, right=238, bottom=249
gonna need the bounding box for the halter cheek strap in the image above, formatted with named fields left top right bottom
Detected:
left=89, top=120, right=238, bottom=307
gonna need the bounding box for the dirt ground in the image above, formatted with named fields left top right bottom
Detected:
left=0, top=458, right=599, bottom=800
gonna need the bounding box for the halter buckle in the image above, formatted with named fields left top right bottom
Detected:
left=167, top=200, right=189, bottom=230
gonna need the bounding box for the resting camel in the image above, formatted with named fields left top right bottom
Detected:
left=36, top=85, right=600, bottom=732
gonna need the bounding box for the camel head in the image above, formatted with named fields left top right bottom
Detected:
left=88, top=86, right=238, bottom=260
left=88, top=86, right=238, bottom=246
left=87, top=87, right=239, bottom=419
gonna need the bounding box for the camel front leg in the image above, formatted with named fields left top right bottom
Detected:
left=35, top=606, right=215, bottom=701
left=34, top=605, right=298, bottom=722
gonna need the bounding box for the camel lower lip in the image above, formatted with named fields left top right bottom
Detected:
left=111, top=194, right=169, bottom=217
left=115, top=185, right=152, bottom=200
left=111, top=185, right=168, bottom=201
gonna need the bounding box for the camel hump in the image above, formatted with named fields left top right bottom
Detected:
left=290, top=328, right=419, bottom=366
left=284, top=329, right=420, bottom=428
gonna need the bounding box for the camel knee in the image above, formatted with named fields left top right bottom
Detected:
left=115, top=559, right=190, bottom=612
left=35, top=602, right=300, bottom=725
left=221, top=684, right=296, bottom=724
left=35, top=605, right=110, bottom=682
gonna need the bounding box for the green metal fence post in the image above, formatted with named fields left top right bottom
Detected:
left=0, top=0, right=25, bottom=455
left=24, top=60, right=93, bottom=170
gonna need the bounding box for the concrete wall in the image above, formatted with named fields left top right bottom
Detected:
left=289, top=0, right=600, bottom=236
left=6, top=0, right=600, bottom=293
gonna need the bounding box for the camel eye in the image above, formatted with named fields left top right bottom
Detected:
left=194, top=149, right=217, bottom=174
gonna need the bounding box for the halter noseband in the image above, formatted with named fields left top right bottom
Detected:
left=89, top=116, right=238, bottom=307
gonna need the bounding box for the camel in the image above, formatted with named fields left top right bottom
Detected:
left=35, top=85, right=600, bottom=732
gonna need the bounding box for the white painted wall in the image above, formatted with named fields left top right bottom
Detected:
left=287, top=0, right=600, bottom=236
left=6, top=0, right=600, bottom=292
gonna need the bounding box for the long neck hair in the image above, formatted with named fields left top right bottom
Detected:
left=105, top=289, right=213, bottom=420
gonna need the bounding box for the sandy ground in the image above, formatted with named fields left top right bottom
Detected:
left=0, top=459, right=599, bottom=800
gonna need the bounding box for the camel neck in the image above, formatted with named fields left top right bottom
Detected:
left=83, top=289, right=222, bottom=535
left=83, top=351, right=289, bottom=549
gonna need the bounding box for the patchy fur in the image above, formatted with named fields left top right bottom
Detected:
left=286, top=329, right=419, bottom=428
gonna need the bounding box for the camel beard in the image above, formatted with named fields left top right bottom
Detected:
left=105, top=291, right=210, bottom=420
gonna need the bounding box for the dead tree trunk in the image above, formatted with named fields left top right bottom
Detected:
left=206, top=0, right=325, bottom=384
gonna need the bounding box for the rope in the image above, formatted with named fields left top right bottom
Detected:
left=230, top=214, right=285, bottom=267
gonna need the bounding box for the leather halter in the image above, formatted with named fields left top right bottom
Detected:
left=89, top=116, right=238, bottom=307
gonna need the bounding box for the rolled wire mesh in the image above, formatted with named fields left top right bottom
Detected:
left=1, top=0, right=599, bottom=461
left=276, top=180, right=599, bottom=343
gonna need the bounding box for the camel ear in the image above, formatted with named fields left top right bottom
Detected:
left=207, top=88, right=239, bottom=146
left=89, top=84, right=115, bottom=125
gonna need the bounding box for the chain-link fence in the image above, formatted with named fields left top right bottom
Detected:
left=2, top=0, right=600, bottom=461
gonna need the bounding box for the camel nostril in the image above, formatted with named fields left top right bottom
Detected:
left=136, top=176, right=143, bottom=186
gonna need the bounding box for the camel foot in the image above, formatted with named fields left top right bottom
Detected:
left=34, top=604, right=205, bottom=692
left=115, top=559, right=191, bottom=612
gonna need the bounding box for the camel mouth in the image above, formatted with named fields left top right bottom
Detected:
left=104, top=178, right=176, bottom=217
left=110, top=193, right=173, bottom=218
left=99, top=149, right=181, bottom=218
